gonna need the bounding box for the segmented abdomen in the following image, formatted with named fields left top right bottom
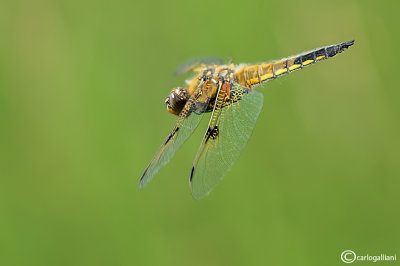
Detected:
left=235, top=40, right=354, bottom=87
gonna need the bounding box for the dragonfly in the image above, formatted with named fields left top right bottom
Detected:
left=140, top=40, right=354, bottom=200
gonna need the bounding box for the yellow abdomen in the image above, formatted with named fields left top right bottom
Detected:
left=235, top=40, right=354, bottom=87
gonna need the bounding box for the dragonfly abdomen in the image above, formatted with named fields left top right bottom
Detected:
left=236, top=40, right=354, bottom=87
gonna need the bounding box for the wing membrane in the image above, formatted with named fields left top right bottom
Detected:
left=190, top=83, right=264, bottom=200
left=174, top=57, right=224, bottom=76
left=139, top=94, right=205, bottom=189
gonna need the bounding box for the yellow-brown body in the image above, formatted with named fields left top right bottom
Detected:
left=165, top=40, right=354, bottom=116
left=141, top=40, right=355, bottom=198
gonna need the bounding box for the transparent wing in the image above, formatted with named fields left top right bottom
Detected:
left=190, top=83, right=264, bottom=200
left=174, top=57, right=224, bottom=76
left=139, top=94, right=205, bottom=189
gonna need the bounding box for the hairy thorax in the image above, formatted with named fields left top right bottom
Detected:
left=166, top=64, right=238, bottom=115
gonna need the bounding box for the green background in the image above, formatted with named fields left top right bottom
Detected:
left=1, top=0, right=398, bottom=265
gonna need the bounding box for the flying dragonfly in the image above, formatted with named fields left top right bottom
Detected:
left=140, top=40, right=355, bottom=200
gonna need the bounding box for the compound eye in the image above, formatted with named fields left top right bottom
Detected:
left=165, top=87, right=189, bottom=115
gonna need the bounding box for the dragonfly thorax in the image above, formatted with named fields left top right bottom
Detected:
left=165, top=87, right=189, bottom=115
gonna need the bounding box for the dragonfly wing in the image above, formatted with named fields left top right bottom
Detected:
left=174, top=57, right=224, bottom=76
left=139, top=93, right=205, bottom=189
left=190, top=83, right=264, bottom=200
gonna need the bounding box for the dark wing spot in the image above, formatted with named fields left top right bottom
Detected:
left=164, top=133, right=173, bottom=144
left=164, top=127, right=180, bottom=144
left=205, top=126, right=219, bottom=143
left=189, top=166, right=195, bottom=182
left=139, top=167, right=148, bottom=184
left=205, top=126, right=213, bottom=143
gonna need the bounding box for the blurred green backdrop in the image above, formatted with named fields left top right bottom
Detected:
left=0, top=0, right=399, bottom=265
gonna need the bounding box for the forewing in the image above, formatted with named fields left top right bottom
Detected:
left=190, top=84, right=264, bottom=200
left=139, top=97, right=205, bottom=189
left=174, top=57, right=224, bottom=76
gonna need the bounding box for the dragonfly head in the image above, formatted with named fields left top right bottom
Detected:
left=165, top=87, right=189, bottom=115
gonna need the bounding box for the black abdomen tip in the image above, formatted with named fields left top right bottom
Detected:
left=326, top=40, right=355, bottom=58
left=339, top=40, right=355, bottom=51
